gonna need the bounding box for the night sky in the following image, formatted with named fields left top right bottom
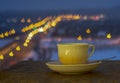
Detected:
left=0, top=0, right=120, bottom=11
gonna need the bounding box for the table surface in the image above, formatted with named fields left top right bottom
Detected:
left=0, top=60, right=120, bottom=83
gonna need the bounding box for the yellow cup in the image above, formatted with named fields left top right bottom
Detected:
left=57, top=43, right=95, bottom=65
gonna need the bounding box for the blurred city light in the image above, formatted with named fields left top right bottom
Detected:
left=86, top=28, right=91, bottom=34
left=106, top=33, right=112, bottom=39
left=77, top=35, right=82, bottom=40
left=0, top=54, right=4, bottom=60
left=16, top=46, right=21, bottom=51
left=9, top=51, right=14, bottom=57
left=27, top=18, right=31, bottom=23
left=38, top=27, right=44, bottom=32
left=21, top=18, right=25, bottom=23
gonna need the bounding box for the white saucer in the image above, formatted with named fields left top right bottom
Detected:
left=46, top=61, right=102, bottom=74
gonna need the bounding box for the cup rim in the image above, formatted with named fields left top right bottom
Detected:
left=57, top=43, right=89, bottom=46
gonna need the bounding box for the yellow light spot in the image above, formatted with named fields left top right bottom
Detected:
left=25, top=40, right=30, bottom=43
left=4, top=32, right=9, bottom=36
left=11, top=29, right=16, bottom=34
left=21, top=18, right=25, bottom=23
left=73, top=15, right=80, bottom=20
left=56, top=17, right=61, bottom=22
left=0, top=33, right=4, bottom=38
left=106, top=33, right=112, bottom=39
left=29, top=24, right=34, bottom=29
left=86, top=28, right=91, bottom=34
left=51, top=21, right=56, bottom=27
left=21, top=28, right=25, bottom=32
left=16, top=46, right=21, bottom=51
left=38, top=27, right=44, bottom=32
left=9, top=51, right=14, bottom=57
left=27, top=18, right=31, bottom=23
left=23, top=43, right=28, bottom=47
left=0, top=54, right=4, bottom=60
left=28, top=33, right=33, bottom=37
left=77, top=35, right=82, bottom=40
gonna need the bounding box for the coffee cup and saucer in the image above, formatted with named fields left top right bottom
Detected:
left=46, top=43, right=102, bottom=74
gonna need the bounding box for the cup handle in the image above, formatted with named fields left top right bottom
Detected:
left=88, top=44, right=95, bottom=57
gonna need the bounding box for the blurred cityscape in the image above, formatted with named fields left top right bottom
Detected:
left=0, top=6, right=120, bottom=37
left=0, top=4, right=120, bottom=69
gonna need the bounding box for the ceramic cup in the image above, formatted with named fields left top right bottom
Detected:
left=57, top=43, right=95, bottom=65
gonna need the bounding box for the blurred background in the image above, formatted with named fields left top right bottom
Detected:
left=0, top=0, right=120, bottom=69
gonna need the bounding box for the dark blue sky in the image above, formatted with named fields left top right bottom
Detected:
left=0, top=0, right=120, bottom=11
